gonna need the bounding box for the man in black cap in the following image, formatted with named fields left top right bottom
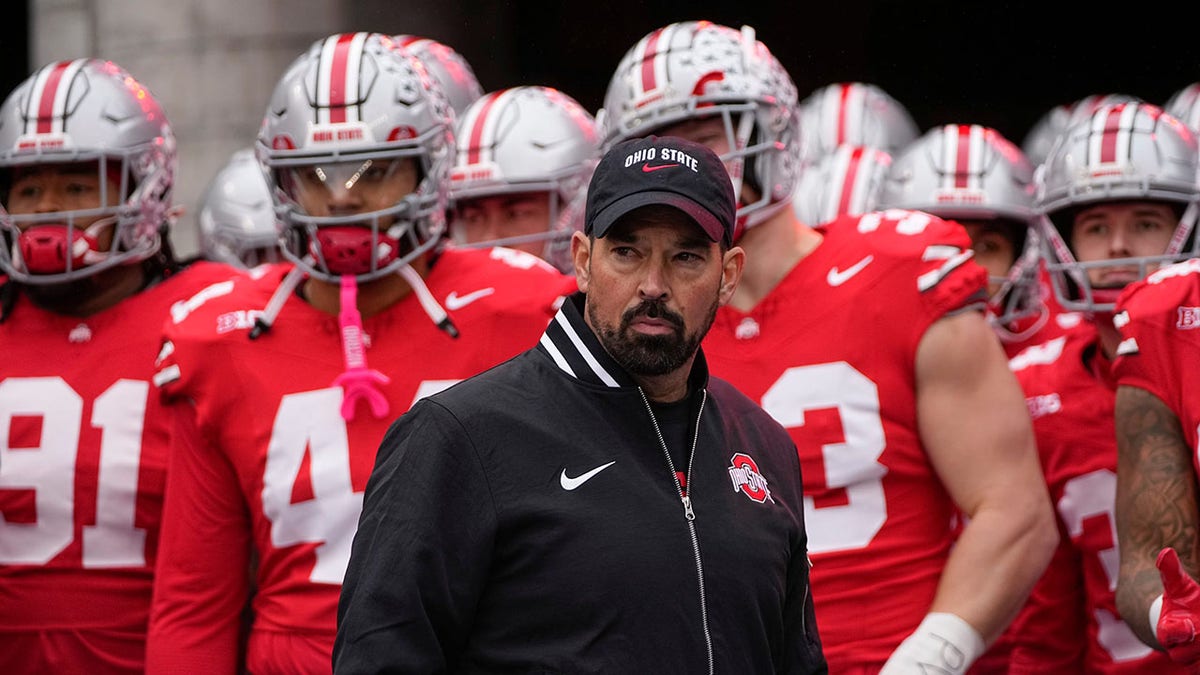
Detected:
left=333, top=136, right=827, bottom=674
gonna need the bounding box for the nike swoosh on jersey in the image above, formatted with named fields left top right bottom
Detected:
left=444, top=287, right=495, bottom=310
left=642, top=163, right=680, bottom=173
left=826, top=255, right=875, bottom=286
left=560, top=461, right=617, bottom=491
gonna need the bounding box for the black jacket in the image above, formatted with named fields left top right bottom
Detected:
left=335, top=293, right=826, bottom=674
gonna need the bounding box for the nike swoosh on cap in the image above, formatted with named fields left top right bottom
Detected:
left=642, top=163, right=681, bottom=173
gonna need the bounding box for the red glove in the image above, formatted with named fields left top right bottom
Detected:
left=1156, top=547, right=1200, bottom=667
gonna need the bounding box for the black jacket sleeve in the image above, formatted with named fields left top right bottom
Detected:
left=334, top=400, right=497, bottom=674
left=782, top=441, right=828, bottom=675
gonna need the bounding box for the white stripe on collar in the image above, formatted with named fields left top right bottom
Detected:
left=553, top=310, right=620, bottom=387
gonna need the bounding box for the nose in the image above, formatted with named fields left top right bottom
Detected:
left=33, top=189, right=62, bottom=214
left=324, top=186, right=364, bottom=216
left=1108, top=225, right=1133, bottom=257
left=638, top=257, right=669, bottom=301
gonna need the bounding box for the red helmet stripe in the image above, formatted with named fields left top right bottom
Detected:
left=837, top=146, right=865, bottom=216
left=1099, top=105, right=1124, bottom=164
left=327, top=33, right=357, bottom=124
left=836, top=83, right=853, bottom=145
left=639, top=28, right=665, bottom=94
left=29, top=60, right=83, bottom=135
left=954, top=124, right=973, bottom=189
left=462, top=90, right=506, bottom=165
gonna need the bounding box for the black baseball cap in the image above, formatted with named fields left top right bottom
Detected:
left=585, top=135, right=736, bottom=246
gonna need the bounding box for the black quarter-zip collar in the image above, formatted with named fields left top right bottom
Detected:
left=538, top=292, right=711, bottom=393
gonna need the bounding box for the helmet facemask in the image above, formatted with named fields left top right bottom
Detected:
left=0, top=152, right=167, bottom=285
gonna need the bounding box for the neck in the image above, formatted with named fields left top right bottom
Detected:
left=301, top=256, right=429, bottom=318
left=1094, top=312, right=1121, bottom=360
left=635, top=357, right=696, bottom=404
left=730, top=204, right=821, bottom=311
left=27, top=263, right=147, bottom=317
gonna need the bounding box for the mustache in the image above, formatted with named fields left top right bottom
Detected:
left=621, top=299, right=684, bottom=330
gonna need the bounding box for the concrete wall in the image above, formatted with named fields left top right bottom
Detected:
left=30, top=0, right=346, bottom=257
left=27, top=1, right=519, bottom=257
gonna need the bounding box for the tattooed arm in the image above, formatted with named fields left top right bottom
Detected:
left=1114, top=384, right=1200, bottom=648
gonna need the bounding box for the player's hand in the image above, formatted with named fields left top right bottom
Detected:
left=879, top=612, right=984, bottom=675
left=1156, top=547, right=1200, bottom=667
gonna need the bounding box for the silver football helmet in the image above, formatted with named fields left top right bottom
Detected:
left=0, top=58, right=176, bottom=284
left=598, top=21, right=801, bottom=231
left=797, top=82, right=919, bottom=167
left=256, top=32, right=455, bottom=283
left=878, top=123, right=1042, bottom=331
left=1021, top=93, right=1141, bottom=167
left=198, top=148, right=281, bottom=269
left=1165, top=83, right=1200, bottom=134
left=448, top=86, right=599, bottom=272
left=392, top=35, right=484, bottom=115
left=792, top=144, right=891, bottom=226
left=1036, top=102, right=1200, bottom=313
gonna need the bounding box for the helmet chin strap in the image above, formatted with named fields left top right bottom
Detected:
left=398, top=263, right=459, bottom=338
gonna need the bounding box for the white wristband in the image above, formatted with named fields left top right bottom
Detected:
left=1150, top=594, right=1164, bottom=630
left=879, top=612, right=986, bottom=675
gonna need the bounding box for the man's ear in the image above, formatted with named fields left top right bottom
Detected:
left=718, top=245, right=745, bottom=306
left=571, top=230, right=592, bottom=292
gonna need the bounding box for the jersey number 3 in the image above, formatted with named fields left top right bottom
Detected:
left=762, top=362, right=888, bottom=554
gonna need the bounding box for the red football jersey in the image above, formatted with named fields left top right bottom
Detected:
left=1007, top=326, right=1182, bottom=672
left=146, top=248, right=576, bottom=674
left=1113, top=258, right=1200, bottom=458
left=0, top=261, right=241, bottom=673
left=703, top=210, right=987, bottom=671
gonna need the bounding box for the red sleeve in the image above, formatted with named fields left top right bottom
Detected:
left=1006, top=530, right=1087, bottom=672
left=146, top=401, right=251, bottom=675
left=1113, top=270, right=1193, bottom=411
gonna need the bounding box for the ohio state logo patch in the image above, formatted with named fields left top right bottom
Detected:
left=728, top=453, right=774, bottom=504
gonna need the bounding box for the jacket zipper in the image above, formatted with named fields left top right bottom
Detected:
left=639, top=387, right=713, bottom=675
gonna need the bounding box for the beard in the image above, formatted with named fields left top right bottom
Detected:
left=590, top=295, right=718, bottom=377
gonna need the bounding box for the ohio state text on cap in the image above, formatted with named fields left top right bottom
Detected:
left=585, top=135, right=736, bottom=246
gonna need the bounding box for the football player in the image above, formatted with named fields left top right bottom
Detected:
left=1021, top=93, right=1142, bottom=167
left=448, top=85, right=600, bottom=272
left=796, top=81, right=920, bottom=167
left=877, top=123, right=1078, bottom=357
left=0, top=58, right=238, bottom=672
left=196, top=147, right=282, bottom=269
left=1164, top=82, right=1200, bottom=133
left=145, top=32, right=576, bottom=673
left=599, top=20, right=1056, bottom=674
left=392, top=34, right=484, bottom=115
left=1005, top=101, right=1199, bottom=672
left=1113, top=258, right=1200, bottom=670
left=791, top=143, right=891, bottom=227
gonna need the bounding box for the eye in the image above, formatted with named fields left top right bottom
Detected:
left=1136, top=218, right=1169, bottom=233
left=12, top=183, right=40, bottom=200
left=361, top=166, right=389, bottom=182
left=65, top=180, right=94, bottom=196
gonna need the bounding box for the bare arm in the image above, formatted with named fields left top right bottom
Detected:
left=1114, top=384, right=1200, bottom=647
left=915, top=310, right=1058, bottom=643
